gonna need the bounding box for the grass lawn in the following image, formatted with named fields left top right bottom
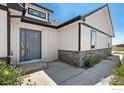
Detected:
left=112, top=46, right=124, bottom=51
left=110, top=56, right=124, bottom=85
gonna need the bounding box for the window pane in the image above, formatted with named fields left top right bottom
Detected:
left=28, top=8, right=46, bottom=18
left=108, top=37, right=111, bottom=48
left=91, top=31, right=96, bottom=49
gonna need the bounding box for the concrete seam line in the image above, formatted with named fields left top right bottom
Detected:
left=86, top=69, right=111, bottom=78
left=59, top=69, right=86, bottom=85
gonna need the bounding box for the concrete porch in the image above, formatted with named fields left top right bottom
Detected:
left=21, top=55, right=120, bottom=85
left=19, top=61, right=48, bottom=74
left=44, top=56, right=119, bottom=85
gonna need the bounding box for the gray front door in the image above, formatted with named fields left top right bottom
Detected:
left=20, top=29, right=41, bottom=62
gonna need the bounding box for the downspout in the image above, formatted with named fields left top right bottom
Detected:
left=78, top=23, right=81, bottom=51
left=6, top=3, right=25, bottom=64
left=48, top=12, right=50, bottom=23
left=7, top=10, right=11, bottom=64
left=78, top=16, right=85, bottom=51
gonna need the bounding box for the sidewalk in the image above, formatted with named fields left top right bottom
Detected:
left=21, top=55, right=119, bottom=85
left=44, top=56, right=119, bottom=85
left=22, top=70, right=57, bottom=85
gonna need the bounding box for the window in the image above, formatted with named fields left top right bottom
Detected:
left=108, top=37, right=111, bottom=48
left=28, top=8, right=46, bottom=19
left=91, top=30, right=96, bottom=49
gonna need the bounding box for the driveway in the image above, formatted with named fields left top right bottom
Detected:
left=44, top=56, right=119, bottom=85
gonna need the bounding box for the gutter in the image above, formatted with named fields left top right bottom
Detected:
left=80, top=22, right=113, bottom=37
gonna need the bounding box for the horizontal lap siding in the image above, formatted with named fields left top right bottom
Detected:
left=0, top=10, right=7, bottom=57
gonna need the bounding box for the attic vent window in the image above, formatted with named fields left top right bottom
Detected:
left=28, top=8, right=46, bottom=19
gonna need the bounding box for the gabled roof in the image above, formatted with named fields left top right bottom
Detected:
left=7, top=3, right=24, bottom=12
left=56, top=4, right=114, bottom=37
left=56, top=4, right=109, bottom=28
left=83, top=4, right=108, bottom=18
left=31, top=3, right=54, bottom=13
left=57, top=15, right=84, bottom=29
left=21, top=16, right=57, bottom=29
left=82, top=4, right=114, bottom=37
left=106, top=4, right=115, bottom=37
left=19, top=3, right=114, bottom=37
left=21, top=15, right=84, bottom=29
left=57, top=4, right=111, bottom=27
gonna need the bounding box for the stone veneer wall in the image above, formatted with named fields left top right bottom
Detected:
left=58, top=48, right=112, bottom=67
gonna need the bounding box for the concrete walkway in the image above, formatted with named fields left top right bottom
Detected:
left=45, top=61, right=84, bottom=84
left=20, top=61, right=47, bottom=74
left=22, top=70, right=57, bottom=85
left=44, top=56, right=119, bottom=85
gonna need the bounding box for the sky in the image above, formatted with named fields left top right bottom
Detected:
left=39, top=3, right=124, bottom=45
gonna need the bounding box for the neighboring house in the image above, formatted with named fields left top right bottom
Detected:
left=0, top=3, right=115, bottom=67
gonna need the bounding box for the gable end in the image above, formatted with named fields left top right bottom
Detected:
left=83, top=4, right=114, bottom=37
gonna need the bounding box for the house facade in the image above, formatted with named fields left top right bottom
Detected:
left=0, top=3, right=114, bottom=67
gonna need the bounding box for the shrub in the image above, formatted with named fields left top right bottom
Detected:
left=0, top=60, right=6, bottom=65
left=110, top=76, right=124, bottom=85
left=84, top=56, right=102, bottom=68
left=121, top=55, right=124, bottom=64
left=110, top=55, right=124, bottom=85
left=0, top=64, right=24, bottom=85
left=112, top=65, right=124, bottom=77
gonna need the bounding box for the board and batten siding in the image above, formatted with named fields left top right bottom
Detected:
left=58, top=21, right=79, bottom=51
left=80, top=24, right=111, bottom=51
left=0, top=9, right=7, bottom=57
left=85, top=7, right=113, bottom=37
left=96, top=32, right=111, bottom=49
left=11, top=18, right=58, bottom=64
left=80, top=24, right=91, bottom=51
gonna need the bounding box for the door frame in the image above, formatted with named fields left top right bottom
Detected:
left=20, top=28, right=42, bottom=62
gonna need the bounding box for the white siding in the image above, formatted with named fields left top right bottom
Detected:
left=58, top=21, right=79, bottom=51
left=109, top=37, right=112, bottom=48
left=0, top=3, right=7, bottom=6
left=9, top=8, right=22, bottom=16
left=85, top=7, right=113, bottom=36
left=0, top=4, right=114, bottom=65
left=80, top=24, right=91, bottom=51
left=25, top=4, right=49, bottom=22
left=96, top=32, right=109, bottom=49
left=80, top=24, right=110, bottom=51
left=0, top=10, right=7, bottom=57
left=11, top=18, right=58, bottom=64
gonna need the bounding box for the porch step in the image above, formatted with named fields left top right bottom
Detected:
left=20, top=62, right=48, bottom=74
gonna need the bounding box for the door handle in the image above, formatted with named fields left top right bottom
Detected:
left=21, top=41, right=25, bottom=48
left=26, top=43, right=29, bottom=52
